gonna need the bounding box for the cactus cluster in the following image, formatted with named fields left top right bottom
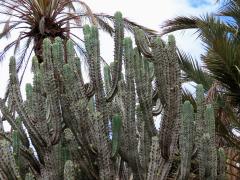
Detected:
left=0, top=11, right=227, bottom=180
left=180, top=85, right=226, bottom=180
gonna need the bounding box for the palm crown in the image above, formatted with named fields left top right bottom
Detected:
left=161, top=0, right=240, bottom=164
left=0, top=0, right=156, bottom=76
left=161, top=0, right=240, bottom=104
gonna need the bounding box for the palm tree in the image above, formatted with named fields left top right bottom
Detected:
left=161, top=1, right=240, bottom=102
left=161, top=1, right=240, bottom=177
left=0, top=0, right=156, bottom=79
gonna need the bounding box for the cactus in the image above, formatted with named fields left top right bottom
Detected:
left=0, top=139, right=21, bottom=180
left=195, top=86, right=217, bottom=180
left=2, top=11, right=229, bottom=180
left=64, top=160, right=75, bottom=180
left=180, top=101, right=194, bottom=180
left=179, top=85, right=225, bottom=180
left=111, top=114, right=122, bottom=158
left=218, top=148, right=226, bottom=180
left=25, top=173, right=34, bottom=180
left=147, top=136, right=161, bottom=180
left=106, top=11, right=124, bottom=101
left=12, top=119, right=21, bottom=169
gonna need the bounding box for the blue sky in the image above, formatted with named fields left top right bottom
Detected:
left=188, top=0, right=211, bottom=8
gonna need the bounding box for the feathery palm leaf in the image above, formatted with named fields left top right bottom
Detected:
left=177, top=49, right=213, bottom=90
left=161, top=14, right=235, bottom=36
left=0, top=0, right=156, bottom=73
left=198, top=17, right=240, bottom=104
left=162, top=11, right=240, bottom=103
left=217, top=0, right=240, bottom=26
left=161, top=0, right=240, bottom=153
left=161, top=16, right=200, bottom=35
left=94, top=13, right=158, bottom=35
left=182, top=88, right=197, bottom=111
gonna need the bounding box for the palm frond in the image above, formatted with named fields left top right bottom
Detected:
left=217, top=0, right=240, bottom=26
left=198, top=17, right=240, bottom=103
left=77, top=0, right=97, bottom=25
left=161, top=14, right=235, bottom=36
left=0, top=35, right=28, bottom=61
left=182, top=88, right=197, bottom=111
left=13, top=32, right=24, bottom=55
left=16, top=37, right=33, bottom=72
left=19, top=48, right=34, bottom=84
left=94, top=13, right=158, bottom=35
left=177, top=49, right=213, bottom=90
left=161, top=16, right=199, bottom=35
left=0, top=22, right=21, bottom=39
left=0, top=0, right=158, bottom=84
left=94, top=15, right=114, bottom=36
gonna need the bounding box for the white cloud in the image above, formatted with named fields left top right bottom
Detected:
left=83, top=0, right=219, bottom=60
left=0, top=0, right=219, bottom=97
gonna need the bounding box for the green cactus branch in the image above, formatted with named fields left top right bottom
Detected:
left=0, top=11, right=228, bottom=180
left=106, top=12, right=124, bottom=102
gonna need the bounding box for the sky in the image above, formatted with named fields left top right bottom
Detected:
left=0, top=0, right=220, bottom=97
left=83, top=0, right=219, bottom=57
left=0, top=0, right=220, bottom=130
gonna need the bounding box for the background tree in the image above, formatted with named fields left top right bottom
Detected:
left=0, top=0, right=156, bottom=81
left=161, top=0, right=240, bottom=178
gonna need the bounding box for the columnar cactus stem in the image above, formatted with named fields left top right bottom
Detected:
left=118, top=37, right=144, bottom=179
left=194, top=84, right=218, bottom=179
left=198, top=105, right=217, bottom=179
left=104, top=65, right=112, bottom=93
left=150, top=35, right=181, bottom=180
left=180, top=101, right=194, bottom=180
left=137, top=105, right=151, bottom=175
left=147, top=136, right=161, bottom=180
left=63, top=42, right=93, bottom=151
left=83, top=25, right=109, bottom=136
left=199, top=133, right=211, bottom=179
left=9, top=57, right=47, bottom=148
left=180, top=85, right=219, bottom=180
left=0, top=99, right=29, bottom=147
left=218, top=148, right=226, bottom=180
left=195, top=84, right=205, bottom=150
left=64, top=160, right=75, bottom=180
left=25, top=172, right=34, bottom=180
left=42, top=38, right=62, bottom=145
left=111, top=114, right=122, bottom=158
left=134, top=48, right=157, bottom=137
left=0, top=139, right=21, bottom=180
left=134, top=28, right=153, bottom=58
left=204, top=104, right=217, bottom=178
left=13, top=125, right=21, bottom=169
left=106, top=11, right=124, bottom=101
left=92, top=111, right=114, bottom=179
